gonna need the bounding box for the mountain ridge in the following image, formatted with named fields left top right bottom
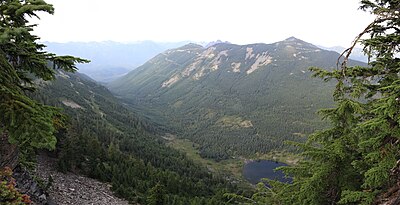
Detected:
left=108, top=37, right=366, bottom=160
left=114, top=37, right=334, bottom=90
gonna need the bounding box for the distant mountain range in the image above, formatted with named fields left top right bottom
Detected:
left=205, top=40, right=232, bottom=48
left=108, top=37, right=367, bottom=160
left=319, top=45, right=368, bottom=62
left=43, top=40, right=367, bottom=83
left=43, top=41, right=189, bottom=82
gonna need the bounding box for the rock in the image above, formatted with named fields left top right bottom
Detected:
left=4, top=150, right=131, bottom=205
left=46, top=196, right=57, bottom=205
left=13, top=166, right=51, bottom=205
left=39, top=194, right=47, bottom=201
left=35, top=153, right=130, bottom=205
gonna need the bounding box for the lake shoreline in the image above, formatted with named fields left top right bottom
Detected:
left=242, top=160, right=289, bottom=185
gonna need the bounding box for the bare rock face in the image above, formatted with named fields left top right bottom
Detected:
left=0, top=131, right=18, bottom=170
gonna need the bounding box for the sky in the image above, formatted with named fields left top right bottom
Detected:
left=31, top=0, right=375, bottom=47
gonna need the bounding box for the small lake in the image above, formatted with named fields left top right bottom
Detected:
left=243, top=160, right=290, bottom=184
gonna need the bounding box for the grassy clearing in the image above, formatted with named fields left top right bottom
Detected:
left=165, top=136, right=249, bottom=186
left=249, top=151, right=301, bottom=166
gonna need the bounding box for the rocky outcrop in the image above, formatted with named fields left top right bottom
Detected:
left=35, top=154, right=130, bottom=205
left=1, top=131, right=51, bottom=204
left=13, top=166, right=55, bottom=205
left=1, top=132, right=130, bottom=204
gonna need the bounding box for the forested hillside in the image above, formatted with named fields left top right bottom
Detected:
left=32, top=71, right=235, bottom=204
left=109, top=38, right=366, bottom=160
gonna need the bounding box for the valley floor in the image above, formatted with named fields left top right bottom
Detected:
left=35, top=154, right=130, bottom=205
left=165, top=134, right=299, bottom=189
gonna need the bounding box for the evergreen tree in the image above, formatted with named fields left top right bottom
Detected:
left=147, top=182, right=167, bottom=205
left=231, top=0, right=400, bottom=204
left=0, top=0, right=88, bottom=163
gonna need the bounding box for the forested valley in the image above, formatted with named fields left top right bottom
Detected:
left=31, top=71, right=238, bottom=204
left=1, top=0, right=400, bottom=205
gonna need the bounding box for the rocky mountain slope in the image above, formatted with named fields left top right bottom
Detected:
left=108, top=37, right=366, bottom=160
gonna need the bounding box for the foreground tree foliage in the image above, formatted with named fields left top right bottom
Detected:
left=0, top=167, right=31, bottom=204
left=230, top=0, right=400, bottom=204
left=0, top=0, right=88, bottom=163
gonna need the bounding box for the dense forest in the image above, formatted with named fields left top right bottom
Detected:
left=32, top=71, right=236, bottom=204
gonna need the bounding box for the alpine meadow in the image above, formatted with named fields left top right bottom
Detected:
left=1, top=0, right=399, bottom=205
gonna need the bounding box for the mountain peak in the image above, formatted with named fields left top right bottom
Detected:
left=284, top=36, right=301, bottom=42
left=278, top=36, right=318, bottom=49
left=205, top=40, right=231, bottom=48
left=179, top=43, right=204, bottom=49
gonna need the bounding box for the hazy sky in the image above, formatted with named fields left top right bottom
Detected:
left=32, top=0, right=374, bottom=47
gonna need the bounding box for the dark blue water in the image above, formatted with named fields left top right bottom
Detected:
left=243, top=160, right=290, bottom=184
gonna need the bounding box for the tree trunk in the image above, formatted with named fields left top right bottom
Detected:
left=0, top=131, right=18, bottom=169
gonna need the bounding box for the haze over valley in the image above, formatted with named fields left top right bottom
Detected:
left=43, top=41, right=189, bottom=82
